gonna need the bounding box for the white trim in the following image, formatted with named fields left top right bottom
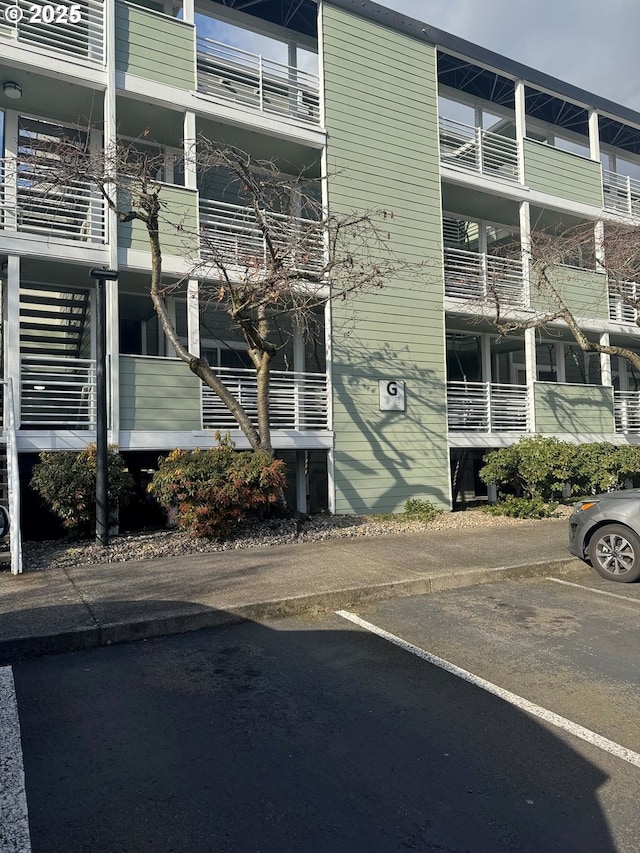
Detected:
left=115, top=73, right=326, bottom=148
left=336, top=611, right=640, bottom=770
left=5, top=257, right=21, bottom=428
left=117, top=429, right=334, bottom=451
left=0, top=667, right=31, bottom=852
left=441, top=164, right=606, bottom=222
left=0, top=41, right=107, bottom=88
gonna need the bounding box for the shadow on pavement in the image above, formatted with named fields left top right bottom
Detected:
left=3, top=599, right=623, bottom=852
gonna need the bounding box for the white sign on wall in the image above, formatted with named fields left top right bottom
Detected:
left=379, top=380, right=406, bottom=412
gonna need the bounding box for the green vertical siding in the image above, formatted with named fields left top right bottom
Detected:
left=534, top=383, right=614, bottom=433
left=115, top=2, right=195, bottom=90
left=531, top=267, right=609, bottom=319
left=524, top=140, right=603, bottom=207
left=118, top=186, right=198, bottom=257
left=120, top=355, right=201, bottom=430
left=323, top=4, right=449, bottom=513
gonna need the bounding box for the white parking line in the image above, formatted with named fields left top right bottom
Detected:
left=336, top=610, right=640, bottom=770
left=547, top=577, right=640, bottom=603
left=0, top=667, right=31, bottom=853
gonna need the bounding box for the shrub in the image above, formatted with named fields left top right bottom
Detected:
left=148, top=439, right=287, bottom=538
left=571, top=443, right=620, bottom=495
left=482, top=496, right=559, bottom=519
left=479, top=436, right=573, bottom=501
left=404, top=498, right=442, bottom=522
left=30, top=445, right=135, bottom=536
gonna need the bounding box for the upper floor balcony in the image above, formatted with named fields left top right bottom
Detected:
left=447, top=380, right=640, bottom=437
left=603, top=170, right=640, bottom=218
left=444, top=247, right=525, bottom=307
left=19, top=354, right=329, bottom=434
left=439, top=118, right=519, bottom=183
left=608, top=281, right=640, bottom=323
left=0, top=156, right=107, bottom=245
left=198, top=198, right=325, bottom=277
left=196, top=37, right=320, bottom=126
left=0, top=0, right=104, bottom=65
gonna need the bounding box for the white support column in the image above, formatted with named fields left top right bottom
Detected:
left=556, top=342, right=566, bottom=383
left=105, top=0, right=119, bottom=443
left=187, top=280, right=200, bottom=355
left=600, top=332, right=612, bottom=387
left=5, top=257, right=21, bottom=427
left=589, top=109, right=607, bottom=277
left=296, top=452, right=308, bottom=514
left=165, top=298, right=177, bottom=357
left=588, top=109, right=601, bottom=162
left=481, top=334, right=492, bottom=383
left=3, top=111, right=18, bottom=231
left=519, top=200, right=532, bottom=305
left=182, top=0, right=194, bottom=24
left=514, top=79, right=527, bottom=184
left=183, top=111, right=197, bottom=191
left=524, top=327, right=537, bottom=432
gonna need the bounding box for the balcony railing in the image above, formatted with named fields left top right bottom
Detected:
left=20, top=356, right=96, bottom=428
left=0, top=0, right=105, bottom=63
left=614, top=391, right=640, bottom=433
left=202, top=367, right=329, bottom=431
left=199, top=198, right=324, bottom=275
left=196, top=37, right=320, bottom=125
left=603, top=170, right=640, bottom=217
left=608, top=281, right=640, bottom=323
left=439, top=118, right=519, bottom=183
left=444, top=248, right=525, bottom=306
left=447, top=381, right=529, bottom=432
left=0, top=158, right=107, bottom=244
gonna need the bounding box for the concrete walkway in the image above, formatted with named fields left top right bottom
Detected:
left=0, top=519, right=583, bottom=663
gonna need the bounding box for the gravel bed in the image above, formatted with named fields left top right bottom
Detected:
left=20, top=507, right=572, bottom=572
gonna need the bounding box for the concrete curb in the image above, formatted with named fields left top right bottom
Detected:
left=0, top=557, right=583, bottom=665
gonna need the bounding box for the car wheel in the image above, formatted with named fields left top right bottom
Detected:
left=588, top=524, right=640, bottom=583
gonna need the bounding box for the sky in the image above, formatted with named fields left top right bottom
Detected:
left=380, top=0, right=640, bottom=113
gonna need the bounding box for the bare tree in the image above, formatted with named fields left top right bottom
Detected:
left=17, top=127, right=416, bottom=454
left=484, top=220, right=640, bottom=370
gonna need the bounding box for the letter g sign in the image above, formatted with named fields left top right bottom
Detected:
left=379, top=380, right=406, bottom=411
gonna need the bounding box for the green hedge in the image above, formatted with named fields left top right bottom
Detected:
left=480, top=436, right=640, bottom=501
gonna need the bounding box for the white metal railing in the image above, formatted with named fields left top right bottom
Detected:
left=1, top=379, right=23, bottom=574
left=20, top=356, right=96, bottom=427
left=603, top=169, right=640, bottom=217
left=0, top=158, right=107, bottom=243
left=447, top=381, right=529, bottom=432
left=202, top=367, right=329, bottom=431
left=0, top=0, right=105, bottom=63
left=199, top=198, right=324, bottom=274
left=439, top=118, right=519, bottom=182
left=444, top=248, right=525, bottom=305
left=608, top=281, right=640, bottom=323
left=196, top=36, right=320, bottom=125
left=614, top=391, right=640, bottom=433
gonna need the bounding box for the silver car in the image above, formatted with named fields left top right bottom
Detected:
left=569, top=490, right=640, bottom=582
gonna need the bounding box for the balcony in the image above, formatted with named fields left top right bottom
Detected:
left=20, top=356, right=96, bottom=428
left=603, top=170, right=640, bottom=217
left=196, top=37, right=320, bottom=125
left=199, top=199, right=324, bottom=276
left=608, top=281, right=639, bottom=323
left=0, top=158, right=107, bottom=244
left=0, top=0, right=105, bottom=64
left=614, top=391, right=640, bottom=433
left=447, top=381, right=529, bottom=432
left=444, top=248, right=525, bottom=306
left=439, top=118, right=519, bottom=183
left=202, top=367, right=329, bottom=431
